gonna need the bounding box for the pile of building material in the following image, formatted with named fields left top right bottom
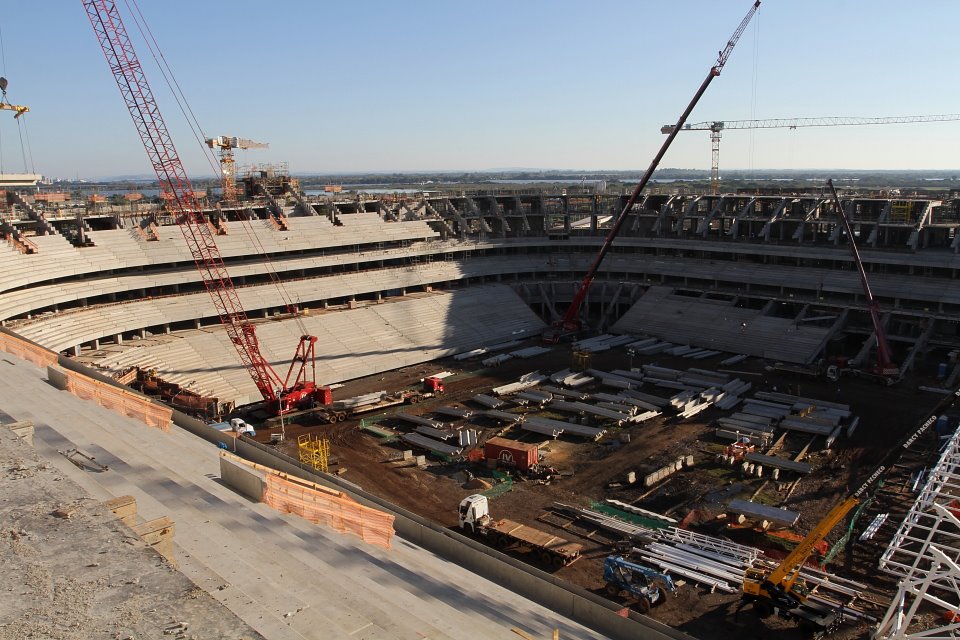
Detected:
left=523, top=414, right=607, bottom=440
left=549, top=369, right=594, bottom=387
left=510, top=345, right=552, bottom=359
left=643, top=456, right=694, bottom=487
left=472, top=394, right=504, bottom=409
left=481, top=353, right=512, bottom=367
left=492, top=372, right=548, bottom=396
left=415, top=425, right=457, bottom=440
left=453, top=340, right=522, bottom=361
left=400, top=433, right=463, bottom=458
left=539, top=385, right=590, bottom=401
left=727, top=498, right=800, bottom=527
left=550, top=399, right=629, bottom=426
left=572, top=334, right=636, bottom=353
left=480, top=409, right=524, bottom=425
left=333, top=391, right=387, bottom=410
left=744, top=452, right=812, bottom=475
left=395, top=413, right=444, bottom=430
left=625, top=337, right=676, bottom=355
left=515, top=389, right=553, bottom=407
left=434, top=406, right=473, bottom=420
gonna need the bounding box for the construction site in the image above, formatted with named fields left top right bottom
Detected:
left=4, top=2, right=960, bottom=640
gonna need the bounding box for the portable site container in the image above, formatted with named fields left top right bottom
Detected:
left=484, top=437, right=538, bottom=471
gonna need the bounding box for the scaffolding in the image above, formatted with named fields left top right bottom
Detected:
left=876, top=425, right=960, bottom=638
left=297, top=434, right=330, bottom=473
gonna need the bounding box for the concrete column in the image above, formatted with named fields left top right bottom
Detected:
left=72, top=345, right=81, bottom=357
left=163, top=324, right=170, bottom=334
left=194, top=319, right=201, bottom=329
left=92, top=339, right=100, bottom=350
left=115, top=334, right=123, bottom=345
left=138, top=328, right=147, bottom=339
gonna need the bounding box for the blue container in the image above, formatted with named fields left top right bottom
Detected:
left=938, top=362, right=949, bottom=380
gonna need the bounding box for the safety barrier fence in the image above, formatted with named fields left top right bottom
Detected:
left=50, top=364, right=172, bottom=432
left=0, top=329, right=57, bottom=367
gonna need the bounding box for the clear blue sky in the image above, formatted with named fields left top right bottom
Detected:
left=2, top=1, right=960, bottom=180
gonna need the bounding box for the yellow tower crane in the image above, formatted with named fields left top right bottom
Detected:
left=662, top=113, right=960, bottom=194
left=204, top=135, right=268, bottom=203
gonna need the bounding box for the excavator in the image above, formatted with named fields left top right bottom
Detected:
left=740, top=385, right=960, bottom=635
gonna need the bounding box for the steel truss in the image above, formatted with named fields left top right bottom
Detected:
left=876, top=426, right=960, bottom=638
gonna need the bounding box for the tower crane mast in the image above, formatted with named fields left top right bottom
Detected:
left=543, top=1, right=760, bottom=343
left=82, top=0, right=327, bottom=416
left=662, top=113, right=960, bottom=193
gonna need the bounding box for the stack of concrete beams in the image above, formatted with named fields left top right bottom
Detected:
left=395, top=413, right=444, bottom=430
left=586, top=369, right=642, bottom=390
left=480, top=409, right=524, bottom=425
left=727, top=498, right=799, bottom=526
left=625, top=337, right=675, bottom=355
left=400, top=432, right=463, bottom=457
left=453, top=340, right=522, bottom=361
left=510, top=345, right=552, bottom=359
left=549, top=399, right=629, bottom=426
left=744, top=452, right=812, bottom=474
left=415, top=425, right=456, bottom=440
left=572, top=334, right=636, bottom=353
left=549, top=369, right=594, bottom=388
left=524, top=416, right=605, bottom=441
left=481, top=353, right=512, bottom=367
left=538, top=385, right=590, bottom=401
left=516, top=390, right=553, bottom=407
left=333, top=391, right=387, bottom=410
left=492, top=372, right=548, bottom=396
left=471, top=394, right=504, bottom=409
left=434, top=406, right=473, bottom=419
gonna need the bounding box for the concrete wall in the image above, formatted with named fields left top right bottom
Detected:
left=218, top=453, right=266, bottom=502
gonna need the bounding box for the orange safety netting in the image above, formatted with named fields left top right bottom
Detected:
left=263, top=473, right=394, bottom=550
left=0, top=332, right=57, bottom=368
left=62, top=368, right=172, bottom=432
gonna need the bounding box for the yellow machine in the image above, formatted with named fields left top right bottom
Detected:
left=741, top=386, right=960, bottom=634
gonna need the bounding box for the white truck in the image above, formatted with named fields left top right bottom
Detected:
left=458, top=494, right=582, bottom=568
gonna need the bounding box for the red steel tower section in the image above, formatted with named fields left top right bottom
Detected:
left=82, top=0, right=297, bottom=408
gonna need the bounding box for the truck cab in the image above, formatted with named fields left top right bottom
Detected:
left=229, top=417, right=256, bottom=436
left=458, top=494, right=490, bottom=532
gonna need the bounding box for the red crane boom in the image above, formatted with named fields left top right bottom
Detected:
left=82, top=0, right=327, bottom=414
left=826, top=179, right=899, bottom=379
left=544, top=1, right=760, bottom=343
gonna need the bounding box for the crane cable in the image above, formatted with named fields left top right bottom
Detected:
left=123, top=0, right=220, bottom=178
left=121, top=1, right=309, bottom=337
left=747, top=11, right=760, bottom=175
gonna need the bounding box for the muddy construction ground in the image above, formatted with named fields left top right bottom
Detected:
left=253, top=342, right=956, bottom=640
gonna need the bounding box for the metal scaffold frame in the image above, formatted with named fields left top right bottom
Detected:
left=297, top=434, right=330, bottom=473
left=876, top=426, right=960, bottom=638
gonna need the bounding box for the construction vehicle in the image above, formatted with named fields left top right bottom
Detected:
left=82, top=1, right=329, bottom=419
left=541, top=1, right=760, bottom=343
left=741, top=386, right=960, bottom=635
left=825, top=179, right=899, bottom=384
left=602, top=556, right=675, bottom=613
left=264, top=377, right=445, bottom=427
left=458, top=494, right=582, bottom=568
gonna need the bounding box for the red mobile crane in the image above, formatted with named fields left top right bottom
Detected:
left=82, top=0, right=330, bottom=416
left=542, top=1, right=761, bottom=344
left=826, top=179, right=900, bottom=382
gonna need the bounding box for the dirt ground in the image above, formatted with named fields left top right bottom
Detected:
left=253, top=342, right=955, bottom=640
